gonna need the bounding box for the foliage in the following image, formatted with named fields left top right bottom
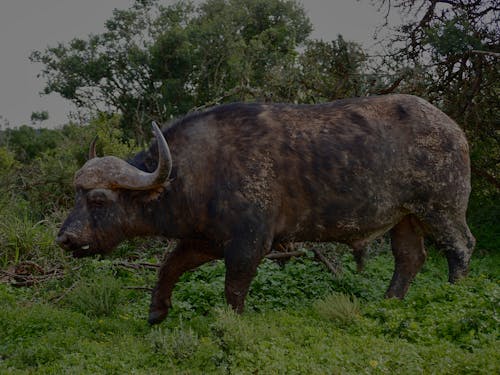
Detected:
left=0, top=205, right=60, bottom=267
left=0, top=248, right=498, bottom=373
left=368, top=0, right=499, bottom=193
left=0, top=114, right=137, bottom=217
left=314, top=292, right=361, bottom=324
left=467, top=190, right=500, bottom=252
left=0, top=146, right=17, bottom=173
left=30, top=0, right=313, bottom=141
left=0, top=125, right=63, bottom=163
left=65, top=273, right=123, bottom=317
left=0, top=1, right=498, bottom=372
left=30, top=110, right=49, bottom=125
left=262, top=36, right=368, bottom=103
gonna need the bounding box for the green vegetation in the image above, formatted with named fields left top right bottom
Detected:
left=0, top=0, right=498, bottom=373
left=0, top=250, right=498, bottom=373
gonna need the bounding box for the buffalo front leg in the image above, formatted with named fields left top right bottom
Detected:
left=223, top=227, right=271, bottom=314
left=385, top=215, right=427, bottom=299
left=148, top=239, right=223, bottom=325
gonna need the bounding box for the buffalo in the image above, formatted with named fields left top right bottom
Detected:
left=56, top=94, right=475, bottom=324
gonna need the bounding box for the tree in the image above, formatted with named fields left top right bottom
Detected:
left=30, top=0, right=312, bottom=141
left=368, top=0, right=500, bottom=191
left=298, top=37, right=367, bottom=102
left=30, top=111, right=49, bottom=125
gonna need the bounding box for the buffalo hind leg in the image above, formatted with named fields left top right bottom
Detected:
left=148, top=239, right=223, bottom=325
left=424, top=214, right=475, bottom=283
left=386, top=216, right=427, bottom=299
left=352, top=245, right=368, bottom=273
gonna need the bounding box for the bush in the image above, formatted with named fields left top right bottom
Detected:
left=0, top=146, right=17, bottom=174
left=0, top=114, right=145, bottom=269
left=66, top=274, right=123, bottom=317
left=148, top=325, right=200, bottom=360
left=314, top=292, right=361, bottom=324
left=468, top=191, right=500, bottom=252
left=0, top=202, right=60, bottom=267
left=0, top=125, right=63, bottom=162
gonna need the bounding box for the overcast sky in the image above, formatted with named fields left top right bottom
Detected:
left=0, top=0, right=391, bottom=128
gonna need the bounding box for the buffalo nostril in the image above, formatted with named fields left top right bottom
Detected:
left=56, top=233, right=72, bottom=249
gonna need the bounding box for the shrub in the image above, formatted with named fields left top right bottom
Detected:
left=313, top=292, right=361, bottom=324
left=0, top=204, right=60, bottom=267
left=0, top=146, right=17, bottom=174
left=66, top=274, right=122, bottom=317
left=148, top=325, right=200, bottom=360
left=92, top=114, right=139, bottom=159
left=0, top=125, right=63, bottom=162
left=467, top=191, right=500, bottom=252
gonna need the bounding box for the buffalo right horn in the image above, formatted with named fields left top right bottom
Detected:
left=116, top=121, right=173, bottom=189
left=149, top=121, right=173, bottom=186
left=75, top=122, right=172, bottom=190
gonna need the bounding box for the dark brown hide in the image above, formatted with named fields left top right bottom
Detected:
left=57, top=94, right=475, bottom=324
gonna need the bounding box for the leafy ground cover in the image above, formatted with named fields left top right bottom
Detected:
left=1, top=244, right=498, bottom=374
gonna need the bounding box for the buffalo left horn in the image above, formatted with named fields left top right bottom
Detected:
left=88, top=136, right=98, bottom=160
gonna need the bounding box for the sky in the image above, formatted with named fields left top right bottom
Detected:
left=0, top=0, right=392, bottom=128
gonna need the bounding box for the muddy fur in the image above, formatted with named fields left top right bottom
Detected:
left=58, top=94, right=475, bottom=324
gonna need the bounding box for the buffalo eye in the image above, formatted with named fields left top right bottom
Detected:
left=87, top=189, right=116, bottom=208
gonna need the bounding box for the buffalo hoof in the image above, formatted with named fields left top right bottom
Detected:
left=448, top=267, right=469, bottom=284
left=148, top=308, right=169, bottom=325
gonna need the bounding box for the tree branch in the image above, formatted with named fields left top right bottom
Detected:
left=312, top=248, right=342, bottom=277
left=375, top=75, right=405, bottom=95
left=470, top=50, right=500, bottom=58
left=471, top=165, right=500, bottom=190
left=265, top=250, right=307, bottom=260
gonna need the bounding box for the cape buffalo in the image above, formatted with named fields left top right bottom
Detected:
left=56, top=94, right=475, bottom=324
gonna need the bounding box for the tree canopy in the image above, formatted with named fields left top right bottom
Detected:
left=31, top=0, right=321, bottom=140
left=30, top=0, right=499, bottom=190
left=369, top=0, right=499, bottom=191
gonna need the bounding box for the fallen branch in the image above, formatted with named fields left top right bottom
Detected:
left=114, top=261, right=160, bottom=270
left=470, top=50, right=500, bottom=58
left=0, top=262, right=66, bottom=287
left=312, top=248, right=342, bottom=277
left=265, top=250, right=307, bottom=260
left=122, top=286, right=153, bottom=292
left=50, top=281, right=78, bottom=304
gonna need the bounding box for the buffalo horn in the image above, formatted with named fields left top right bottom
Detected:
left=88, top=136, right=98, bottom=160
left=75, top=122, right=172, bottom=190
left=119, top=121, right=173, bottom=189
left=149, top=121, right=173, bottom=186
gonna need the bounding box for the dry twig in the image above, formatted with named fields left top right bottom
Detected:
left=312, top=248, right=343, bottom=277
left=265, top=250, right=307, bottom=260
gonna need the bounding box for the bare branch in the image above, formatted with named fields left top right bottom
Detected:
left=471, top=165, right=500, bottom=190
left=312, top=248, right=343, bottom=277
left=265, top=250, right=307, bottom=260
left=470, top=50, right=500, bottom=58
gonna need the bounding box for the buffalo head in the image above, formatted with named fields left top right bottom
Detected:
left=56, top=122, right=172, bottom=257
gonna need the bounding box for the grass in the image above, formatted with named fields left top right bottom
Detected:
left=0, top=246, right=498, bottom=374
left=314, top=292, right=361, bottom=323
